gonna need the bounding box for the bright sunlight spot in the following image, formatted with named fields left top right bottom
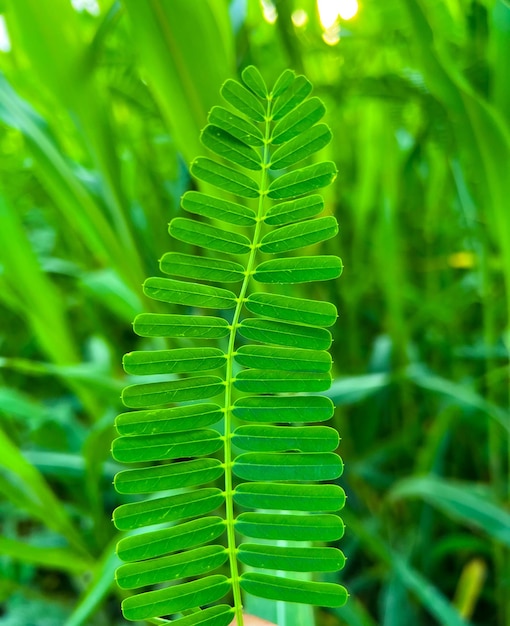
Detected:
left=260, top=0, right=278, bottom=24
left=317, top=0, right=359, bottom=28
left=0, top=16, right=11, bottom=52
left=292, top=9, right=309, bottom=28
left=322, top=27, right=341, bottom=46
left=71, top=0, right=100, bottom=16
left=338, top=0, right=359, bottom=20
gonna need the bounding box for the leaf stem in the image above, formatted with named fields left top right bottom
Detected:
left=223, top=95, right=273, bottom=626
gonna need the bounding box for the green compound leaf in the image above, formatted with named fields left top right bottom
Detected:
left=191, top=157, right=260, bottom=198
left=254, top=255, right=343, bottom=284
left=170, top=217, right=252, bottom=254
left=236, top=512, right=345, bottom=541
left=233, top=452, right=343, bottom=481
left=271, top=97, right=326, bottom=144
left=234, top=483, right=346, bottom=511
left=133, top=314, right=230, bottom=339
left=121, top=575, right=231, bottom=621
left=112, top=429, right=223, bottom=463
left=117, top=516, right=226, bottom=562
left=221, top=78, right=266, bottom=122
left=201, top=125, right=262, bottom=171
left=182, top=190, right=257, bottom=226
left=117, top=545, right=228, bottom=589
left=122, top=376, right=225, bottom=407
left=208, top=105, right=264, bottom=147
left=270, top=124, right=332, bottom=170
left=240, top=573, right=348, bottom=607
left=238, top=544, right=345, bottom=572
left=114, top=458, right=224, bottom=494
left=232, top=425, right=339, bottom=452
left=115, top=403, right=223, bottom=436
left=238, top=318, right=332, bottom=349
left=267, top=162, right=337, bottom=199
left=123, top=347, right=226, bottom=375
left=160, top=252, right=246, bottom=283
left=264, top=194, right=324, bottom=226
left=235, top=344, right=331, bottom=372
left=246, top=292, right=338, bottom=327
left=113, top=66, right=345, bottom=622
left=113, top=488, right=225, bottom=531
left=232, top=395, right=335, bottom=423
left=259, top=216, right=338, bottom=253
left=144, top=277, right=237, bottom=309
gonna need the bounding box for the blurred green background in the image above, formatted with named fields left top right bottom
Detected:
left=0, top=0, right=509, bottom=624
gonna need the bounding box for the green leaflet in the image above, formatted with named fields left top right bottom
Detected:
left=123, top=347, right=226, bottom=375
left=236, top=512, right=345, bottom=541
left=144, top=277, right=237, bottom=309
left=259, top=216, right=338, bottom=253
left=234, top=483, right=346, bottom=511
left=115, top=403, right=223, bottom=436
left=233, top=452, right=343, bottom=481
left=246, top=292, right=338, bottom=327
left=201, top=125, right=262, bottom=171
left=235, top=344, right=331, bottom=372
left=191, top=157, right=260, bottom=198
left=112, top=429, right=223, bottom=463
left=241, top=65, right=268, bottom=98
left=267, top=162, right=338, bottom=199
left=234, top=369, right=331, bottom=393
left=160, top=605, right=234, bottom=626
left=169, top=217, right=252, bottom=254
left=264, top=194, right=324, bottom=225
left=270, top=124, right=332, bottom=170
left=122, top=376, right=225, bottom=408
left=160, top=252, right=246, bottom=283
left=271, top=97, right=326, bottom=144
left=208, top=106, right=264, bottom=146
left=113, top=66, right=344, bottom=623
left=122, top=575, right=231, bottom=621
left=240, top=573, right=348, bottom=607
left=221, top=78, right=266, bottom=122
left=270, top=68, right=295, bottom=98
left=254, top=255, right=343, bottom=284
left=113, top=488, right=225, bottom=531
left=238, top=318, right=332, bottom=349
left=232, top=425, right=339, bottom=452
left=272, top=74, right=313, bottom=121
left=114, top=458, right=224, bottom=494
left=182, top=190, right=257, bottom=225
left=238, top=544, right=345, bottom=572
left=232, top=394, right=335, bottom=423
left=133, top=314, right=230, bottom=339
left=117, top=545, right=228, bottom=589
left=117, top=516, right=226, bottom=562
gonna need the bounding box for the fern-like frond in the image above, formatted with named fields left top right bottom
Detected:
left=113, top=66, right=347, bottom=625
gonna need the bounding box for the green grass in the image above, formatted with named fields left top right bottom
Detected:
left=0, top=1, right=509, bottom=625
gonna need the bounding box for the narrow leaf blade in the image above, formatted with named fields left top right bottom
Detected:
left=267, top=162, right=337, bottom=199
left=170, top=217, right=252, bottom=254
left=133, top=314, right=230, bottom=339
left=182, top=190, right=256, bottom=225
left=191, top=157, right=260, bottom=198
left=240, top=573, right=348, bottom=607
left=232, top=395, right=335, bottom=423
left=160, top=252, right=246, bottom=283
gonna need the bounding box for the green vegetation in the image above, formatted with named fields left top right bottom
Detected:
left=0, top=1, right=509, bottom=626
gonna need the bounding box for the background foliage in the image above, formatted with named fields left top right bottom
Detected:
left=0, top=0, right=509, bottom=625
